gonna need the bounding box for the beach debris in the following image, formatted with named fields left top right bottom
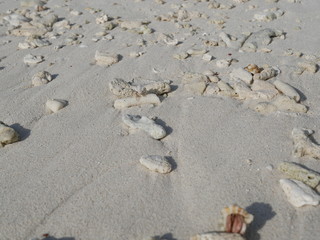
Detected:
left=219, top=32, right=249, bottom=50
left=202, top=53, right=213, bottom=61
left=23, top=54, right=44, bottom=65
left=3, top=14, right=30, bottom=27
left=191, top=232, right=245, bottom=240
left=244, top=64, right=261, bottom=74
left=250, top=80, right=278, bottom=100
left=296, top=61, right=318, bottom=74
left=253, top=67, right=277, bottom=80
left=95, top=51, right=120, bottom=66
left=219, top=205, right=254, bottom=235
left=292, top=128, right=320, bottom=159
left=230, top=68, right=253, bottom=84
left=253, top=8, right=284, bottom=22
left=216, top=59, right=232, bottom=68
left=278, top=162, right=320, bottom=188
left=273, top=80, right=300, bottom=102
left=32, top=71, right=52, bottom=86
left=139, top=155, right=172, bottom=173
left=241, top=28, right=284, bottom=52
left=173, top=52, right=190, bottom=60
left=114, top=94, right=161, bottom=109
left=158, top=33, right=179, bottom=46
left=45, top=99, right=67, bottom=113
left=109, top=79, right=171, bottom=98
left=0, top=121, right=19, bottom=147
left=96, top=14, right=109, bottom=24
left=279, top=179, right=320, bottom=207
left=122, top=114, right=166, bottom=139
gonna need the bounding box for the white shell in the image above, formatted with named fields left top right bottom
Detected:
left=279, top=179, right=320, bottom=207
left=230, top=68, right=253, bottom=85
left=0, top=121, right=19, bottom=147
left=191, top=232, right=245, bottom=240
left=23, top=54, right=44, bottom=65
left=292, top=128, right=320, bottom=159
left=46, top=99, right=67, bottom=113
left=139, top=155, right=172, bottom=173
left=122, top=114, right=166, bottom=140
left=95, top=51, right=120, bottom=66
left=114, top=94, right=160, bottom=109
left=273, top=80, right=300, bottom=102
left=32, top=71, right=52, bottom=86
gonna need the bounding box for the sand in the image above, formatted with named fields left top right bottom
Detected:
left=0, top=0, right=320, bottom=239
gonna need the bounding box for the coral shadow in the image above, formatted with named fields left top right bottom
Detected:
left=245, top=202, right=276, bottom=240
left=0, top=66, right=4, bottom=70
left=158, top=233, right=177, bottom=240
left=11, top=123, right=30, bottom=141
left=51, top=74, right=59, bottom=80
left=155, top=118, right=173, bottom=136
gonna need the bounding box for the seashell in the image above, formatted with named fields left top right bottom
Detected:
left=244, top=64, right=261, bottom=74
left=114, top=94, right=161, bottom=109
left=271, top=95, right=307, bottom=113
left=46, top=99, right=68, bottom=113
left=139, top=155, right=172, bottom=173
left=273, top=80, right=300, bottom=102
left=0, top=121, right=19, bottom=148
left=96, top=14, right=109, bottom=24
left=253, top=67, right=277, bottom=80
left=122, top=114, right=166, bottom=140
left=220, top=205, right=254, bottom=235
left=23, top=54, right=44, bottom=65
left=191, top=232, right=245, bottom=240
left=95, top=51, right=120, bottom=66
left=32, top=71, right=52, bottom=86
left=278, top=161, right=320, bottom=188
left=230, top=68, right=253, bottom=84
left=279, top=179, right=320, bottom=207
left=292, top=128, right=320, bottom=159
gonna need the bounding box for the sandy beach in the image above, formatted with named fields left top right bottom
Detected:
left=1, top=0, right=320, bottom=239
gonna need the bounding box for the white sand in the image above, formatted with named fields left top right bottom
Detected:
left=1, top=0, right=320, bottom=239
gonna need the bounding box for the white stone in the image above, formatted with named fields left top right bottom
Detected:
left=122, top=114, right=166, bottom=140
left=23, top=54, right=44, bottom=65
left=216, top=59, right=231, bottom=68
left=202, top=54, right=213, bottom=61
left=230, top=68, right=253, bottom=84
left=279, top=179, right=320, bottom=207
left=139, top=155, right=172, bottom=173
left=32, top=71, right=52, bottom=86
left=114, top=94, right=161, bottom=109
left=0, top=121, right=19, bottom=147
left=46, top=99, right=67, bottom=113
left=273, top=80, right=300, bottom=102
left=95, top=51, right=120, bottom=66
